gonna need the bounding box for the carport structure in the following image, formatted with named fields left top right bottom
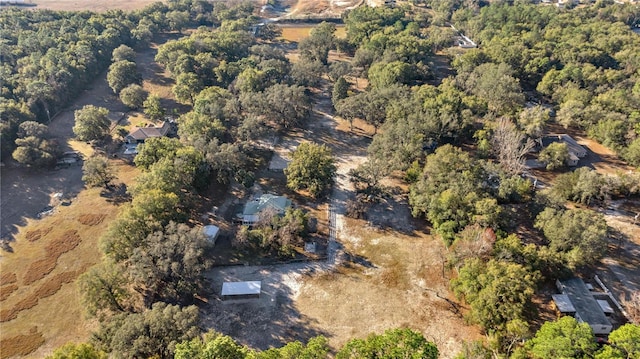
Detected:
left=221, top=281, right=262, bottom=300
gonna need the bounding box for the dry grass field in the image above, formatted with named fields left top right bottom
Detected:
left=0, top=162, right=137, bottom=359
left=279, top=25, right=347, bottom=43
left=32, top=0, right=157, bottom=11
left=295, top=220, right=483, bottom=357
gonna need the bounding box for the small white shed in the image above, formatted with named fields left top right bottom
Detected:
left=221, top=281, right=261, bottom=300
left=203, top=225, right=220, bottom=245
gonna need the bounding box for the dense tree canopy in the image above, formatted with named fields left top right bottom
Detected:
left=93, top=302, right=200, bottom=359
left=119, top=84, right=147, bottom=109
left=336, top=328, right=438, bottom=359
left=241, top=84, right=311, bottom=129
left=452, top=259, right=538, bottom=333
left=82, top=155, right=116, bottom=188
left=534, top=207, right=608, bottom=268
left=107, top=60, right=142, bottom=94
left=12, top=121, right=57, bottom=167
left=452, top=3, right=640, bottom=161
left=127, top=222, right=212, bottom=304
left=409, top=145, right=500, bottom=243
left=539, top=142, right=569, bottom=171
left=46, top=342, right=107, bottom=359
left=526, top=317, right=598, bottom=359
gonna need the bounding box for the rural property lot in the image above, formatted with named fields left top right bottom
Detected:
left=202, top=84, right=482, bottom=358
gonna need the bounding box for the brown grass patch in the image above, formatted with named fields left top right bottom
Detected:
left=278, top=25, right=346, bottom=42
left=0, top=327, right=45, bottom=359
left=1, top=270, right=82, bottom=323
left=0, top=272, right=17, bottom=286
left=0, top=284, right=18, bottom=302
left=77, top=214, right=107, bottom=226
left=22, top=257, right=58, bottom=287
left=24, top=227, right=52, bottom=242
left=45, top=230, right=81, bottom=254
left=379, top=265, right=410, bottom=290
left=23, top=230, right=81, bottom=285
left=33, top=270, right=81, bottom=299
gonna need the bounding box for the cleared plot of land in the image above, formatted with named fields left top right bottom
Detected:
left=279, top=25, right=347, bottom=42
left=32, top=0, right=158, bottom=11
left=204, top=219, right=481, bottom=358
left=284, top=0, right=362, bottom=18
left=297, top=223, right=482, bottom=357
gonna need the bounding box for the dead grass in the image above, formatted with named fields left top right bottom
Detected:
left=21, top=258, right=57, bottom=287
left=335, top=117, right=376, bottom=137
left=67, top=140, right=96, bottom=158
left=77, top=214, right=107, bottom=226
left=25, top=227, right=52, bottom=242
left=0, top=272, right=17, bottom=286
left=279, top=25, right=346, bottom=42
left=0, top=326, right=45, bottom=359
left=22, top=230, right=81, bottom=286
left=2, top=269, right=85, bottom=323
left=378, top=258, right=410, bottom=290
left=0, top=285, right=18, bottom=302
left=0, top=183, right=125, bottom=356
left=295, top=222, right=482, bottom=357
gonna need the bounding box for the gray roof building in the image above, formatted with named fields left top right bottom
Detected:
left=240, top=194, right=292, bottom=225
left=555, top=278, right=613, bottom=335
left=540, top=134, right=587, bottom=167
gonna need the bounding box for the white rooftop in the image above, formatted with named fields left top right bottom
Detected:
left=221, top=281, right=261, bottom=296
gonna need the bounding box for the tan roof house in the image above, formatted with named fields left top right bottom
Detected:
left=125, top=122, right=170, bottom=144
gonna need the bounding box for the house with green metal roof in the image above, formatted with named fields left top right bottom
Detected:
left=240, top=194, right=292, bottom=225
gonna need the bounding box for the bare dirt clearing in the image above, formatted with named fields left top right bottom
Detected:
left=596, top=199, right=640, bottom=318
left=279, top=24, right=347, bottom=42
left=297, top=225, right=481, bottom=357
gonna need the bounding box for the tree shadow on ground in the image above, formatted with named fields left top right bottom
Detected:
left=0, top=163, right=85, bottom=243
left=100, top=183, right=131, bottom=205
left=365, top=193, right=416, bottom=235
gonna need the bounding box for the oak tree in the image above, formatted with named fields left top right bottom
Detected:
left=73, top=105, right=110, bottom=142
left=82, top=155, right=116, bottom=188
left=285, top=142, right=336, bottom=198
